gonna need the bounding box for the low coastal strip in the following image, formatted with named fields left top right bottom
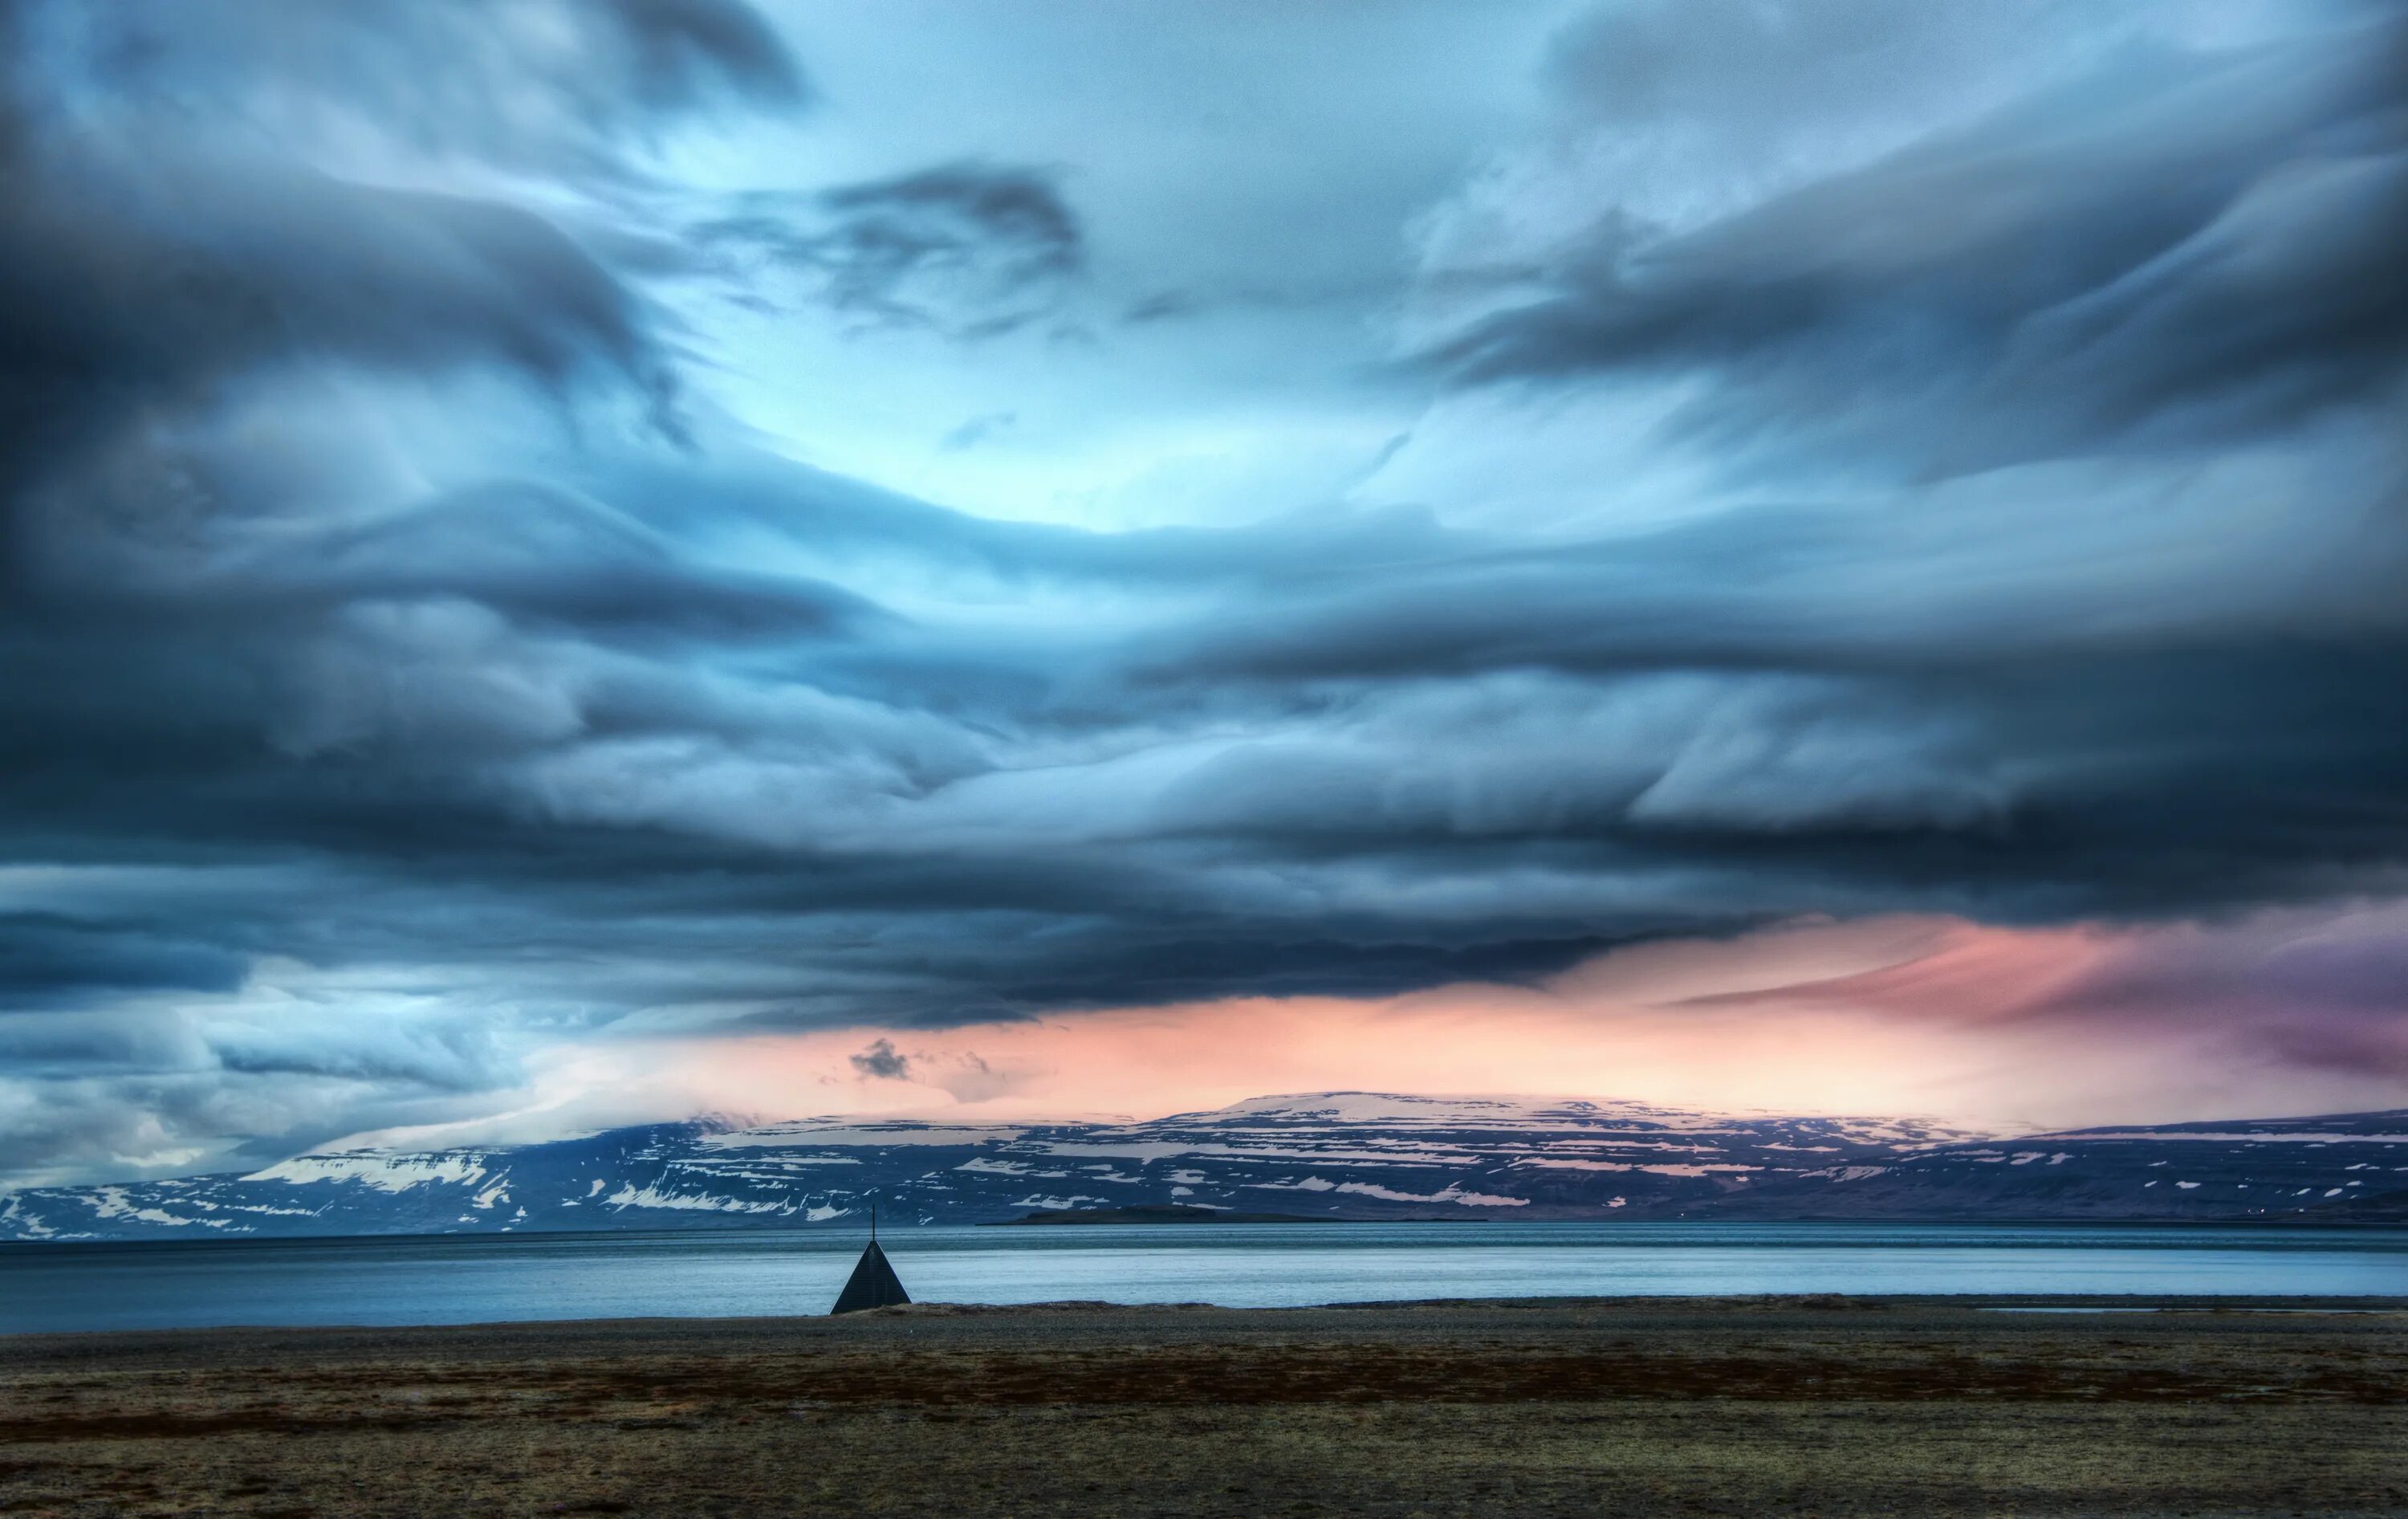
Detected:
left=4, top=1297, right=2404, bottom=1517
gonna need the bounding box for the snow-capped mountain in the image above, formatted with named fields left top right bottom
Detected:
left=3, top=1093, right=2402, bottom=1241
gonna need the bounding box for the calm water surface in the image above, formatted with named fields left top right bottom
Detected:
left=4, top=1222, right=2402, bottom=1334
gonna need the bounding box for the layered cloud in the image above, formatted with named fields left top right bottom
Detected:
left=1, top=0, right=2402, bottom=1183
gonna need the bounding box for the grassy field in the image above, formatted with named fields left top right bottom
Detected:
left=3, top=1297, right=2403, bottom=1516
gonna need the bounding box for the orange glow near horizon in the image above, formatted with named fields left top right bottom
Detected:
left=342, top=906, right=2408, bottom=1155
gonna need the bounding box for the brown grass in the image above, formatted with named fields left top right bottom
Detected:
left=3, top=1297, right=2402, bottom=1516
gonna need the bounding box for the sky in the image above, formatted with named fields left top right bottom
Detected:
left=2, top=0, right=2405, bottom=1186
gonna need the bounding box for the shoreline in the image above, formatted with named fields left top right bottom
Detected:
left=8, top=1290, right=2404, bottom=1345
left=10, top=1289, right=2408, bottom=1342
left=9, top=1212, right=2408, bottom=1253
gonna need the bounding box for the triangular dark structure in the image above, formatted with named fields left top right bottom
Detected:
left=829, top=1205, right=910, bottom=1314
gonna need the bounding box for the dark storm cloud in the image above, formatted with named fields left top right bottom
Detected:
left=698, top=161, right=1086, bottom=336
left=14, top=0, right=801, bottom=178
left=0, top=0, right=2403, bottom=1183
left=208, top=1016, right=506, bottom=1093
left=0, top=0, right=809, bottom=1177
left=253, top=482, right=877, bottom=644
left=0, top=151, right=669, bottom=472
left=0, top=914, right=249, bottom=1008
left=0, top=0, right=806, bottom=541
left=1426, top=10, right=2408, bottom=474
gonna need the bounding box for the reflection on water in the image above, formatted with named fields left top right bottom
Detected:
left=4, top=1221, right=2403, bottom=1334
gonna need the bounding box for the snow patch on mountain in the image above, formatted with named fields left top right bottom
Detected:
left=700, top=1120, right=1028, bottom=1149
left=245, top=1152, right=490, bottom=1191
left=602, top=1183, right=791, bottom=1215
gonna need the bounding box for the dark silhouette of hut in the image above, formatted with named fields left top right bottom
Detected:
left=829, top=1203, right=910, bottom=1314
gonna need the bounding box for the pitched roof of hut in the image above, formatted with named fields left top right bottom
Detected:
left=829, top=1208, right=910, bottom=1314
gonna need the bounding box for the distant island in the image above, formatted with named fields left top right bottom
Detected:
left=996, top=1204, right=1332, bottom=1226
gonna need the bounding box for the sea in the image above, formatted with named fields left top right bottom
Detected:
left=4, top=1221, right=2403, bottom=1334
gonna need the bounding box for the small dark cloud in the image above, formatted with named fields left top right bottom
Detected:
left=699, top=161, right=1084, bottom=338
left=1118, top=283, right=1384, bottom=325
left=939, top=411, right=1019, bottom=452
left=1124, top=291, right=1201, bottom=324
left=848, top=1037, right=911, bottom=1080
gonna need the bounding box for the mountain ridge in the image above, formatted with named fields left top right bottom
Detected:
left=5, top=1091, right=2404, bottom=1241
